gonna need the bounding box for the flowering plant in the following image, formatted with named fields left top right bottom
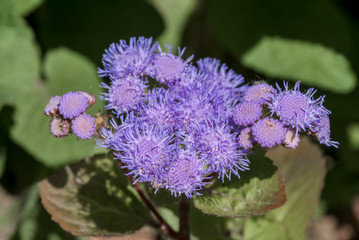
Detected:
left=41, top=37, right=338, bottom=239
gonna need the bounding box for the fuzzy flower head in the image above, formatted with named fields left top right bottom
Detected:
left=71, top=113, right=96, bottom=140
left=238, top=127, right=255, bottom=150
left=197, top=120, right=250, bottom=181
left=313, top=114, right=339, bottom=148
left=100, top=75, right=147, bottom=116
left=138, top=89, right=177, bottom=129
left=268, top=81, right=328, bottom=132
left=44, top=96, right=62, bottom=117
left=99, top=37, right=157, bottom=78
left=283, top=128, right=300, bottom=149
left=59, top=92, right=89, bottom=119
left=232, top=101, right=263, bottom=127
left=113, top=123, right=176, bottom=184
left=49, top=118, right=70, bottom=137
left=164, top=149, right=210, bottom=198
left=252, top=117, right=286, bottom=148
left=147, top=45, right=193, bottom=85
left=243, top=82, right=277, bottom=104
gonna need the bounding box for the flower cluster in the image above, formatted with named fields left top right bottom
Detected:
left=44, top=91, right=98, bottom=140
left=45, top=36, right=339, bottom=198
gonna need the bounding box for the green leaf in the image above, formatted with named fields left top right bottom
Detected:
left=193, top=150, right=286, bottom=217
left=0, top=187, right=21, bottom=240
left=0, top=21, right=40, bottom=107
left=253, top=137, right=326, bottom=240
left=44, top=47, right=104, bottom=115
left=38, top=156, right=149, bottom=236
left=242, top=36, right=356, bottom=93
left=13, top=0, right=44, bottom=16
left=244, top=217, right=291, bottom=240
left=347, top=123, right=359, bottom=150
left=149, top=0, right=196, bottom=47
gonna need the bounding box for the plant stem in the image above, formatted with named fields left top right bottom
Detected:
left=178, top=196, right=191, bottom=240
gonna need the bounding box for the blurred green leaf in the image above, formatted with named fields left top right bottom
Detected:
left=37, top=156, right=149, bottom=236
left=347, top=123, right=359, bottom=150
left=14, top=0, right=44, bottom=17
left=44, top=47, right=104, bottom=115
left=244, top=217, right=291, bottom=240
left=193, top=150, right=286, bottom=217
left=250, top=138, right=326, bottom=240
left=149, top=0, right=196, bottom=47
left=31, top=0, right=164, bottom=60
left=208, top=0, right=352, bottom=60
left=0, top=187, right=20, bottom=239
left=242, top=36, right=356, bottom=93
left=0, top=21, right=40, bottom=107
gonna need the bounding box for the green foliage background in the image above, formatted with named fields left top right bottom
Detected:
left=0, top=0, right=359, bottom=239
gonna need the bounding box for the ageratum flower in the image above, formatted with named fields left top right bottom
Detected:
left=164, top=149, right=211, bottom=198
left=268, top=81, right=329, bottom=132
left=243, top=82, right=277, bottom=104
left=59, top=91, right=89, bottom=119
left=313, top=113, right=339, bottom=148
left=237, top=127, right=255, bottom=150
left=98, top=37, right=157, bottom=78
left=232, top=101, right=262, bottom=127
left=251, top=117, right=286, bottom=148
left=147, top=45, right=193, bottom=85
left=197, top=58, right=247, bottom=105
left=100, top=75, right=147, bottom=116
left=283, top=128, right=300, bottom=149
left=197, top=120, right=250, bottom=181
left=44, top=95, right=62, bottom=117
left=113, top=122, right=177, bottom=185
left=71, top=113, right=96, bottom=140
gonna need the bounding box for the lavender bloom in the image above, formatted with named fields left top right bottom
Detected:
left=313, top=114, right=339, bottom=148
left=197, top=120, right=250, bottom=181
left=238, top=127, right=255, bottom=150
left=268, top=81, right=329, bottom=132
left=243, top=82, right=277, bottom=104
left=252, top=117, right=286, bottom=148
left=164, top=149, right=211, bottom=198
left=49, top=118, right=70, bottom=137
left=138, top=89, right=177, bottom=129
left=147, top=45, right=193, bottom=85
left=59, top=92, right=89, bottom=119
left=44, top=96, right=62, bottom=117
left=79, top=91, right=96, bottom=106
left=100, top=75, right=147, bottom=116
left=197, top=58, right=247, bottom=105
left=232, top=101, right=262, bottom=126
left=113, top=123, right=176, bottom=185
left=98, top=37, right=157, bottom=78
left=71, top=113, right=96, bottom=140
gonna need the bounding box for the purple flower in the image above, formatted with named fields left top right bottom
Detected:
left=268, top=81, right=329, bottom=132
left=113, top=122, right=176, bottom=184
left=98, top=37, right=157, bottom=79
left=238, top=127, right=255, bottom=150
left=197, top=120, right=249, bottom=181
left=71, top=113, right=96, bottom=140
left=49, top=118, right=70, bottom=137
left=232, top=101, right=262, bottom=126
left=100, top=75, right=147, bottom=116
left=59, top=92, right=89, bottom=119
left=251, top=117, right=286, bottom=148
left=44, top=96, right=62, bottom=117
left=313, top=113, right=339, bottom=148
left=197, top=58, right=247, bottom=104
left=147, top=45, right=193, bottom=85
left=243, top=82, right=277, bottom=104
left=79, top=91, right=96, bottom=106
left=164, top=149, right=211, bottom=198
left=138, top=88, right=177, bottom=129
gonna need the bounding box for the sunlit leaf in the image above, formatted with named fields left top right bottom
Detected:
left=38, top=156, right=149, bottom=236
left=242, top=37, right=356, bottom=93
left=193, top=150, right=286, bottom=217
